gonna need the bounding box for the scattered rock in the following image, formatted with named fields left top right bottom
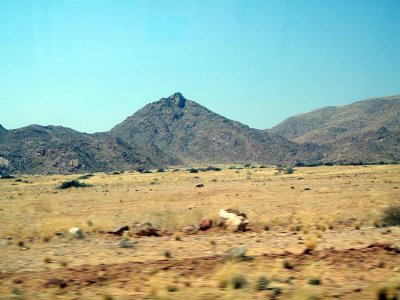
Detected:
left=0, top=239, right=11, bottom=246
left=13, top=278, right=23, bottom=284
left=132, top=223, right=160, bottom=237
left=45, top=278, right=68, bottom=289
left=199, top=219, right=213, bottom=231
left=108, top=226, right=130, bottom=236
left=68, top=227, right=85, bottom=239
left=283, top=260, right=293, bottom=269
left=219, top=208, right=249, bottom=232
left=118, top=239, right=136, bottom=248
left=223, top=246, right=248, bottom=260
left=182, top=225, right=198, bottom=234
left=196, top=184, right=204, bottom=188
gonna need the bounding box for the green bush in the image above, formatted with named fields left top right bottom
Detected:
left=285, top=166, right=295, bottom=174
left=59, top=180, right=91, bottom=189
left=188, top=168, right=199, bottom=173
left=78, top=174, right=94, bottom=180
left=0, top=174, right=15, bottom=179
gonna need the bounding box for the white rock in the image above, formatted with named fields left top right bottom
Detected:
left=68, top=227, right=85, bottom=239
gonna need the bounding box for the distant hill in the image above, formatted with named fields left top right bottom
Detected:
left=270, top=95, right=400, bottom=163
left=0, top=125, right=177, bottom=174
left=110, top=93, right=324, bottom=165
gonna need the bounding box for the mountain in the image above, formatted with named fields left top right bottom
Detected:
left=110, top=92, right=325, bottom=165
left=0, top=125, right=177, bottom=174
left=270, top=95, right=400, bottom=163
left=1, top=93, right=398, bottom=174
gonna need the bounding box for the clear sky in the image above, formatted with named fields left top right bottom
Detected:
left=1, top=0, right=399, bottom=133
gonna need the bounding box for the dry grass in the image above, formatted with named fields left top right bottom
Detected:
left=0, top=165, right=399, bottom=299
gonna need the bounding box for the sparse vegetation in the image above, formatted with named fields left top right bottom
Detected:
left=0, top=173, right=15, bottom=179
left=256, top=275, right=270, bottom=290
left=58, top=180, right=91, bottom=189
left=163, top=250, right=172, bottom=259
left=285, top=166, right=295, bottom=174
left=0, top=165, right=399, bottom=299
left=382, top=204, right=400, bottom=226
left=308, top=278, right=321, bottom=286
left=78, top=174, right=94, bottom=180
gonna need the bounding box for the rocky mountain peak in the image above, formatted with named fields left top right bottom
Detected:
left=0, top=124, right=7, bottom=135
left=163, top=92, right=187, bottom=109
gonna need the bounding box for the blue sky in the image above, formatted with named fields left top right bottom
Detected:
left=1, top=0, right=399, bottom=133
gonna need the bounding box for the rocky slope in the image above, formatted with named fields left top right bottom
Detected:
left=110, top=93, right=325, bottom=165
left=270, top=95, right=400, bottom=163
left=0, top=125, right=177, bottom=174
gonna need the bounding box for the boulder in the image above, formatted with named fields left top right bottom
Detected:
left=68, top=227, right=85, bottom=239
left=223, top=246, right=248, bottom=260
left=132, top=223, right=160, bottom=237
left=0, top=157, right=9, bottom=166
left=199, top=219, right=213, bottom=231
left=182, top=224, right=198, bottom=234
left=219, top=208, right=249, bottom=232
left=107, top=226, right=130, bottom=236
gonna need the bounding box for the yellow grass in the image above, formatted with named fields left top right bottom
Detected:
left=0, top=164, right=399, bottom=299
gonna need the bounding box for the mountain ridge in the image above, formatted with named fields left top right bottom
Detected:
left=1, top=93, right=399, bottom=174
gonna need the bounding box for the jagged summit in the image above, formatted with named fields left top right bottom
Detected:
left=160, top=92, right=187, bottom=109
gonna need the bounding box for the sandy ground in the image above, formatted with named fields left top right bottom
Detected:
left=0, top=165, right=399, bottom=299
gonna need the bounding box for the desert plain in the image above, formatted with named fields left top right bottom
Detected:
left=0, top=164, right=399, bottom=299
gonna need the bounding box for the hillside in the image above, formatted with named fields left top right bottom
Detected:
left=110, top=93, right=324, bottom=165
left=0, top=125, right=177, bottom=174
left=270, top=95, right=400, bottom=143
left=270, top=95, right=400, bottom=163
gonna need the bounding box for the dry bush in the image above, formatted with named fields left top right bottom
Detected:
left=381, top=204, right=400, bottom=226
left=215, top=262, right=249, bottom=290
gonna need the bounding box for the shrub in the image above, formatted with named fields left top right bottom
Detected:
left=166, top=285, right=178, bottom=292
left=0, top=174, right=15, bottom=179
left=308, top=278, right=321, bottom=286
left=188, top=168, right=199, bottom=173
left=156, top=168, right=166, bottom=172
left=382, top=205, right=400, bottom=226
left=203, top=166, right=222, bottom=172
left=78, top=174, right=94, bottom=180
left=59, top=180, right=91, bottom=189
left=232, top=274, right=247, bottom=289
left=256, top=275, right=270, bottom=290
left=285, top=166, right=295, bottom=174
